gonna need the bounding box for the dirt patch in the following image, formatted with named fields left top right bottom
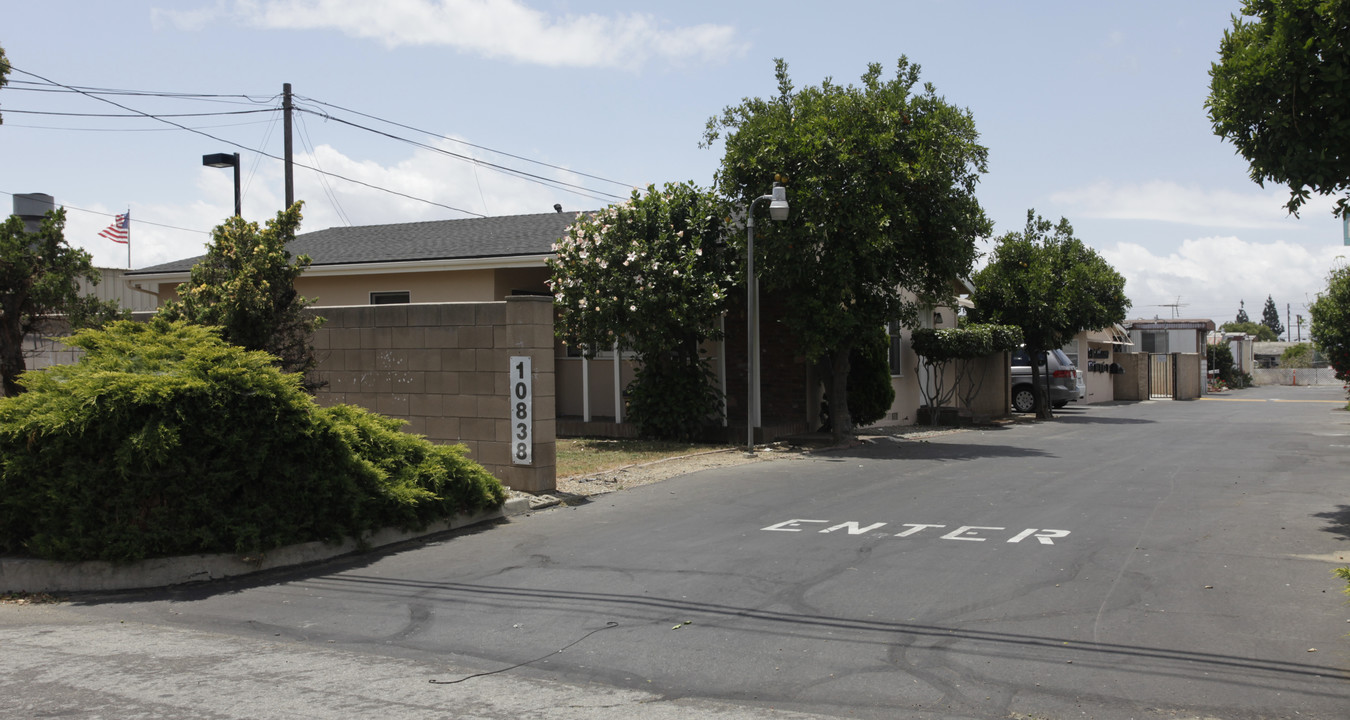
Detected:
left=518, top=424, right=977, bottom=507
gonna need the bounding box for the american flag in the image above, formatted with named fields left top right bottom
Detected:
left=99, top=212, right=130, bottom=244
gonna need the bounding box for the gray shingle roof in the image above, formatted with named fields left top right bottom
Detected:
left=129, top=211, right=583, bottom=275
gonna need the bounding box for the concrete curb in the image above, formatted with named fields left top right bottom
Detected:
left=0, top=497, right=532, bottom=594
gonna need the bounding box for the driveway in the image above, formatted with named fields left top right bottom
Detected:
left=3, top=385, right=1348, bottom=719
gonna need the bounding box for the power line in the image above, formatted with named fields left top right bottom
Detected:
left=8, top=72, right=630, bottom=216
left=1, top=120, right=277, bottom=133
left=9, top=66, right=487, bottom=219
left=294, top=105, right=627, bottom=203
left=297, top=95, right=635, bottom=191
left=1, top=190, right=209, bottom=235
left=1, top=108, right=275, bottom=119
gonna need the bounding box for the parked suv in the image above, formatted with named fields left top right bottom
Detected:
left=1011, top=347, right=1079, bottom=412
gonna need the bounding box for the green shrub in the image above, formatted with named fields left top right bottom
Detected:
left=846, top=326, right=896, bottom=427
left=0, top=319, right=505, bottom=562
left=626, top=348, right=722, bottom=442
left=820, top=326, right=896, bottom=430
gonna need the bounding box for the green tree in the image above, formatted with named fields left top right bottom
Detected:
left=1207, top=0, right=1350, bottom=219
left=969, top=211, right=1130, bottom=419
left=1235, top=299, right=1250, bottom=324
left=1309, top=262, right=1350, bottom=382
left=1261, top=294, right=1285, bottom=339
left=548, top=183, right=734, bottom=440
left=0, top=209, right=127, bottom=396
left=159, top=203, right=325, bottom=385
left=704, top=57, right=991, bottom=438
left=1280, top=342, right=1314, bottom=367
left=1220, top=320, right=1279, bottom=341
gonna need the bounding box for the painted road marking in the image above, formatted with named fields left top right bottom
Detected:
left=761, top=519, right=1070, bottom=544
left=1200, top=397, right=1345, bottom=403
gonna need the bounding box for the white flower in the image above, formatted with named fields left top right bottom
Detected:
left=629, top=304, right=637, bottom=311
left=695, top=248, right=702, bottom=256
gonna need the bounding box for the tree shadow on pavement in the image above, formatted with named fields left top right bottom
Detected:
left=1312, top=505, right=1350, bottom=542
left=814, top=437, right=1054, bottom=462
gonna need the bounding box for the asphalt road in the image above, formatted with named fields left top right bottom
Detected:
left=3, top=384, right=1349, bottom=719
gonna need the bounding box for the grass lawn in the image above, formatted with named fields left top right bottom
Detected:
left=556, top=438, right=735, bottom=478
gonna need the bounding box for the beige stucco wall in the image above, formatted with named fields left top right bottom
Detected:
left=1174, top=353, right=1202, bottom=400
left=311, top=296, right=556, bottom=492
left=133, top=266, right=553, bottom=309
left=299, top=270, right=495, bottom=306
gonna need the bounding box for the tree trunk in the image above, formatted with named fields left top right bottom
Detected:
left=828, top=344, right=853, bottom=441
left=1030, top=350, right=1053, bottom=420
left=0, top=321, right=26, bottom=397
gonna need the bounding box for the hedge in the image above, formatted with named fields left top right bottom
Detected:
left=0, top=320, right=505, bottom=562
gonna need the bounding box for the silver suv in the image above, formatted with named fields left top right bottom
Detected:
left=1011, top=347, right=1079, bottom=413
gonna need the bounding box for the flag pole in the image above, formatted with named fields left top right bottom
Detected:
left=126, top=208, right=131, bottom=269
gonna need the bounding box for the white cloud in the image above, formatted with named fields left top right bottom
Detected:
left=1099, top=235, right=1347, bottom=330
left=64, top=135, right=615, bottom=270
left=157, top=0, right=744, bottom=69
left=1049, top=180, right=1337, bottom=230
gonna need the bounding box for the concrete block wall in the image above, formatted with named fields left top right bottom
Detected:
left=312, top=296, right=556, bottom=493
left=1113, top=353, right=1150, bottom=401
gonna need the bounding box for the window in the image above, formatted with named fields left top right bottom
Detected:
left=886, top=321, right=904, bottom=377
left=1060, top=339, right=1080, bottom=368
left=1141, top=330, right=1168, bottom=354
left=370, top=291, right=410, bottom=305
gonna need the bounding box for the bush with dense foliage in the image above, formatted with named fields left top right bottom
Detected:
left=0, top=320, right=504, bottom=562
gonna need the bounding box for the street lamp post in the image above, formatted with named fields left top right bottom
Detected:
left=746, top=182, right=789, bottom=452
left=202, top=152, right=242, bottom=217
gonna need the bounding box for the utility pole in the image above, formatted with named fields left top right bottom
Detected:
left=283, top=83, right=294, bottom=208
left=1286, top=303, right=1292, bottom=342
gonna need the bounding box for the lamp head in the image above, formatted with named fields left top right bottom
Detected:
left=202, top=153, right=238, bottom=169
left=768, top=182, right=789, bottom=222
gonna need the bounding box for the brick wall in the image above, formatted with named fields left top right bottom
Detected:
left=311, top=296, right=556, bottom=492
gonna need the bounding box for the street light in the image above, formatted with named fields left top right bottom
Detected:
left=202, top=152, right=241, bottom=217
left=746, top=182, right=789, bottom=452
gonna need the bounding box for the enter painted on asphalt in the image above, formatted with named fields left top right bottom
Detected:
left=761, top=519, right=1071, bottom=544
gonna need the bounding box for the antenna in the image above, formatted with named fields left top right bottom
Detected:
left=1149, top=296, right=1189, bottom=319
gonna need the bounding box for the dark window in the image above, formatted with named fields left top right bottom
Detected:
left=886, top=321, right=904, bottom=377
left=1141, top=331, right=1168, bottom=354
left=370, top=291, right=410, bottom=305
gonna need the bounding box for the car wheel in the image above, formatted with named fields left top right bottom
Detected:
left=1012, top=386, right=1036, bottom=413
left=1053, top=400, right=1068, bottom=409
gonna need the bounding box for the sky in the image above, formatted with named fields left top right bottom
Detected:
left=2, top=0, right=1347, bottom=339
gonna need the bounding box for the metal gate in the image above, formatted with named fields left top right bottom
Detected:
left=1149, top=353, right=1173, bottom=398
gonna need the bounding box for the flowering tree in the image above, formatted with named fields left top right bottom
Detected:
left=547, top=183, right=734, bottom=440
